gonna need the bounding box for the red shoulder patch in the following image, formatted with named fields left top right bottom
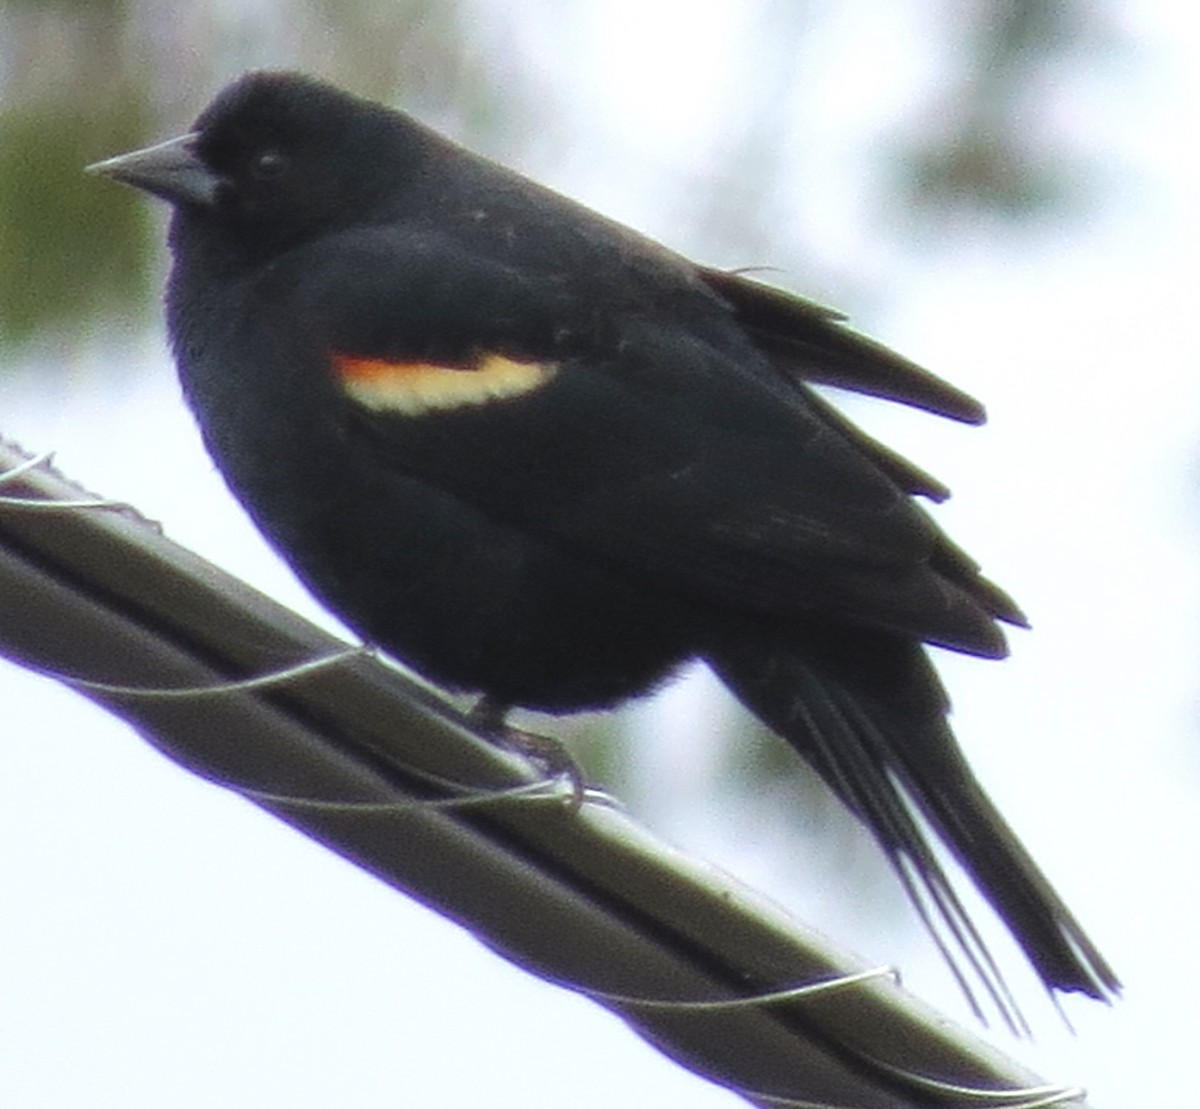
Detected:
left=332, top=352, right=557, bottom=415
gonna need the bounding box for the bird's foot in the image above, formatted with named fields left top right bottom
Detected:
left=468, top=696, right=588, bottom=811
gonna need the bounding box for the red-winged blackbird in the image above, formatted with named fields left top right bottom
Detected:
left=91, top=71, right=1117, bottom=1013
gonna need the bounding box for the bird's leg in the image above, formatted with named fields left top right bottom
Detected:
left=468, top=695, right=587, bottom=809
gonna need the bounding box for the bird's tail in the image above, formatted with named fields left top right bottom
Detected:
left=706, top=626, right=1119, bottom=1028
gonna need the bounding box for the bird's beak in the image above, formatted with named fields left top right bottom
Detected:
left=87, top=133, right=222, bottom=208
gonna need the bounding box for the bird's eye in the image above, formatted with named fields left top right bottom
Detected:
left=251, top=149, right=289, bottom=180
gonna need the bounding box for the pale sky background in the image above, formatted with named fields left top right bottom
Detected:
left=2, top=3, right=1197, bottom=1107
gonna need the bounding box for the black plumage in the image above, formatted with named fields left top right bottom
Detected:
left=90, top=71, right=1118, bottom=1015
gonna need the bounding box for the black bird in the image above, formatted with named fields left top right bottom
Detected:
left=90, top=71, right=1118, bottom=1017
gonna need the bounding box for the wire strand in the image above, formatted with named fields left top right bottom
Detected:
left=57, top=646, right=370, bottom=698
left=578, top=965, right=899, bottom=1012
left=0, top=450, right=54, bottom=485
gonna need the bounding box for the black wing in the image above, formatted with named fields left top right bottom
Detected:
left=281, top=227, right=1021, bottom=656
left=699, top=266, right=987, bottom=424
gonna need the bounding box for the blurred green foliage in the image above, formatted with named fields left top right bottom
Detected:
left=897, top=1, right=1103, bottom=222
left=0, top=0, right=1106, bottom=356
left=0, top=92, right=153, bottom=344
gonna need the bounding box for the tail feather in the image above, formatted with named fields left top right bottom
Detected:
left=779, top=669, right=1024, bottom=1028
left=706, top=627, right=1120, bottom=1023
